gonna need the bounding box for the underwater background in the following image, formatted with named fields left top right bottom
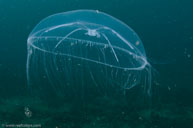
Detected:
left=0, top=0, right=193, bottom=128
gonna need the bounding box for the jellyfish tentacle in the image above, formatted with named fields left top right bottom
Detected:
left=102, top=33, right=119, bottom=62
left=54, top=28, right=83, bottom=50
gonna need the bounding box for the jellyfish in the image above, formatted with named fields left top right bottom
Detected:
left=26, top=10, right=152, bottom=98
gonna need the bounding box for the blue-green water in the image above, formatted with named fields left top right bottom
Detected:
left=0, top=0, right=193, bottom=128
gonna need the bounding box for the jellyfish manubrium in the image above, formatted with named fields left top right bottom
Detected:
left=27, top=10, right=152, bottom=98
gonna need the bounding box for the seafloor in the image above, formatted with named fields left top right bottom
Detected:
left=0, top=96, right=193, bottom=128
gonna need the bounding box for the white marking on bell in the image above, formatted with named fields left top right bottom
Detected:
left=85, top=29, right=100, bottom=38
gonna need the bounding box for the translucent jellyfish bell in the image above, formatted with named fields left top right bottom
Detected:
left=27, top=10, right=151, bottom=98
